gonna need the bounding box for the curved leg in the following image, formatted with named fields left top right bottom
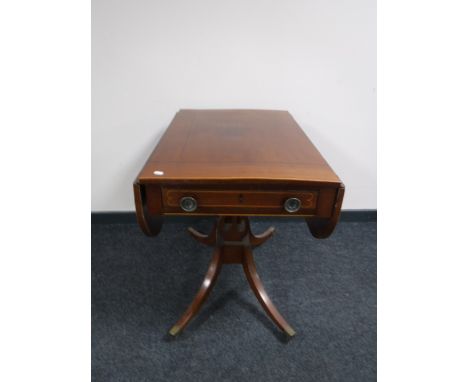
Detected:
left=242, top=246, right=296, bottom=337
left=188, top=218, right=274, bottom=247
left=188, top=225, right=216, bottom=246
left=171, top=217, right=295, bottom=337
left=249, top=227, right=275, bottom=247
left=169, top=248, right=222, bottom=336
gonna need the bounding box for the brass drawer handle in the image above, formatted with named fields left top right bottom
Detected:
left=180, top=196, right=198, bottom=212
left=284, top=197, right=301, bottom=213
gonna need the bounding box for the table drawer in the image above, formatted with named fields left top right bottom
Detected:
left=161, top=187, right=318, bottom=215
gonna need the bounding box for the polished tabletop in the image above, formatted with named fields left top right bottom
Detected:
left=133, top=109, right=345, bottom=336
left=138, top=109, right=341, bottom=185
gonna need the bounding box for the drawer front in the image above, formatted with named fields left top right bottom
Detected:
left=161, top=188, right=318, bottom=215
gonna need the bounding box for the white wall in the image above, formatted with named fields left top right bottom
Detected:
left=92, top=0, right=376, bottom=211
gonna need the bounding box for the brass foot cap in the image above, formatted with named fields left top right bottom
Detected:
left=169, top=325, right=181, bottom=336
left=285, top=327, right=296, bottom=337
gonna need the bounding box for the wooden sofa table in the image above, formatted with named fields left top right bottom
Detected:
left=133, top=109, right=345, bottom=337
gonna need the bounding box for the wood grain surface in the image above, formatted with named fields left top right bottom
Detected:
left=138, top=109, right=341, bottom=185
left=134, top=109, right=344, bottom=236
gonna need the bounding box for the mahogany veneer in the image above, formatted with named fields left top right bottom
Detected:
left=134, top=109, right=345, bottom=337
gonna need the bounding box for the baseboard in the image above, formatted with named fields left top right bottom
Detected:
left=340, top=210, right=377, bottom=222
left=91, top=210, right=376, bottom=224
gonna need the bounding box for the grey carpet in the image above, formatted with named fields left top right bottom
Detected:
left=92, top=219, right=376, bottom=382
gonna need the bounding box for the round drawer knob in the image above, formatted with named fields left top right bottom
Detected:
left=180, top=196, right=197, bottom=212
left=284, top=197, right=301, bottom=213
